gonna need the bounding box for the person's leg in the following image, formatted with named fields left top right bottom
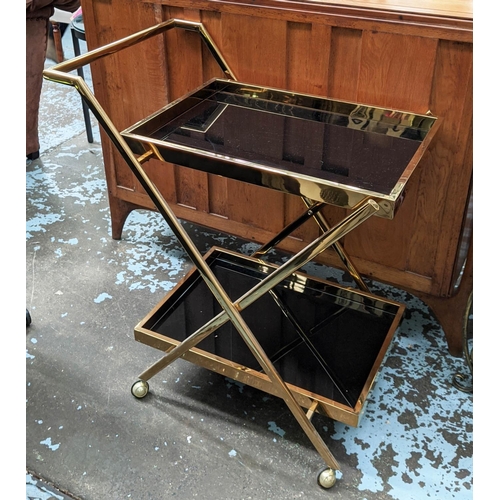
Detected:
left=26, top=16, right=49, bottom=158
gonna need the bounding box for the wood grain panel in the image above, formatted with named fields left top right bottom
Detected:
left=82, top=0, right=170, bottom=221
left=328, top=26, right=362, bottom=102
left=161, top=6, right=210, bottom=212
left=342, top=31, right=438, bottom=273
left=407, top=39, right=473, bottom=294
left=356, top=31, right=438, bottom=112
left=221, top=14, right=288, bottom=233
left=319, top=25, right=363, bottom=251
left=286, top=22, right=331, bottom=97
left=144, top=0, right=472, bottom=42
left=219, top=13, right=288, bottom=88
left=201, top=10, right=230, bottom=217
left=282, top=22, right=332, bottom=243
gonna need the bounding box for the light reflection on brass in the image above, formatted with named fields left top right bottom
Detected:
left=251, top=201, right=325, bottom=258
left=306, top=400, right=320, bottom=420
left=136, top=150, right=154, bottom=164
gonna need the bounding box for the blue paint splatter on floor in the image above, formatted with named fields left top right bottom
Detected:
left=40, top=438, right=60, bottom=451
left=93, top=293, right=112, bottom=303
left=268, top=421, right=286, bottom=438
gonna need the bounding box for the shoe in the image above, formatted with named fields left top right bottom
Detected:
left=27, top=151, right=40, bottom=161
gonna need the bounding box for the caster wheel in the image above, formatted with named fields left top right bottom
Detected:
left=131, top=380, right=149, bottom=399
left=317, top=468, right=336, bottom=489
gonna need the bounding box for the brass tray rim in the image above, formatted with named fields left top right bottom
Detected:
left=121, top=78, right=440, bottom=218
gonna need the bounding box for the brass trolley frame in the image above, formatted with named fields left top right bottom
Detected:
left=44, top=19, right=439, bottom=489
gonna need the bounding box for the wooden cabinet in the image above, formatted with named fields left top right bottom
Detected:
left=80, top=0, right=473, bottom=356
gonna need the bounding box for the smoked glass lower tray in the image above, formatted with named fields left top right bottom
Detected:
left=135, top=247, right=405, bottom=427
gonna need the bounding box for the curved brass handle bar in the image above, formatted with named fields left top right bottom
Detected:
left=43, top=18, right=236, bottom=85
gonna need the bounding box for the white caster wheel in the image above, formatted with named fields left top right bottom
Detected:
left=131, top=380, right=149, bottom=399
left=317, top=468, right=336, bottom=489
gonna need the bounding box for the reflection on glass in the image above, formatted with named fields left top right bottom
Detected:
left=145, top=250, right=402, bottom=409
left=144, top=81, right=432, bottom=195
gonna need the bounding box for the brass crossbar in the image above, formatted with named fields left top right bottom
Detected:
left=137, top=200, right=379, bottom=383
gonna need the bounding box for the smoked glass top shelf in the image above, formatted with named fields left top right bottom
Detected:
left=122, top=78, right=439, bottom=219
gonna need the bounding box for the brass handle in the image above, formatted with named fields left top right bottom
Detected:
left=43, top=18, right=236, bottom=85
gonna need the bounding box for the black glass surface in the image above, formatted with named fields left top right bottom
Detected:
left=144, top=250, right=402, bottom=409
left=134, top=80, right=434, bottom=195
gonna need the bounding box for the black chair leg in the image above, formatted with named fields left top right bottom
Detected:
left=71, top=26, right=93, bottom=143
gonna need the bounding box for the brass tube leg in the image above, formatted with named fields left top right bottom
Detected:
left=233, top=318, right=343, bottom=471
left=50, top=81, right=240, bottom=317
left=43, top=19, right=236, bottom=81
left=302, top=197, right=370, bottom=293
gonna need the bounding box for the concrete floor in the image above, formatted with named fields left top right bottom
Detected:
left=25, top=30, right=473, bottom=500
